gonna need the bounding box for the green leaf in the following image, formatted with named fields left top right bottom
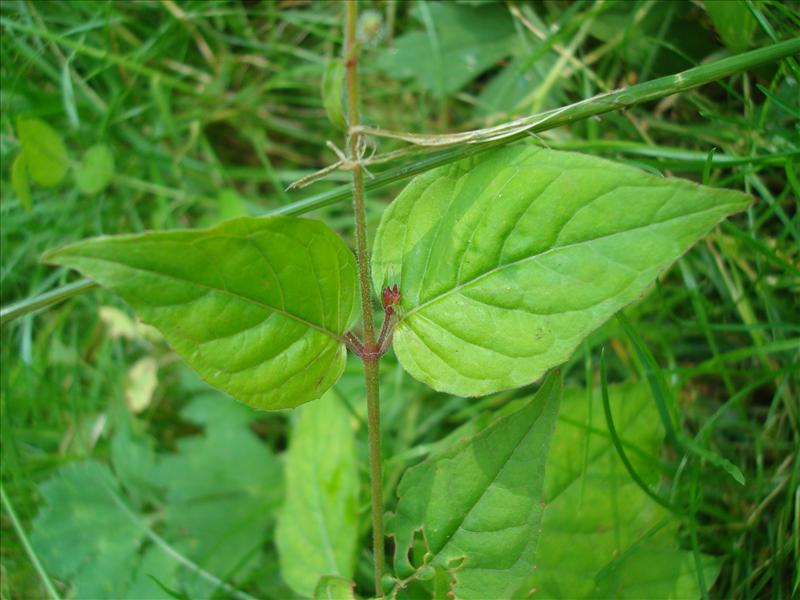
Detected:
left=151, top=393, right=284, bottom=597
left=31, top=462, right=144, bottom=599
left=314, top=575, right=357, bottom=600
left=16, top=117, right=69, bottom=188
left=322, top=59, right=347, bottom=130
left=705, top=0, right=756, bottom=52
left=276, top=390, right=360, bottom=597
left=11, top=153, right=32, bottom=211
left=374, top=2, right=516, bottom=98
left=529, top=383, right=722, bottom=598
left=42, top=216, right=359, bottom=410
left=76, top=143, right=115, bottom=195
left=371, top=145, right=751, bottom=396
left=388, top=370, right=562, bottom=600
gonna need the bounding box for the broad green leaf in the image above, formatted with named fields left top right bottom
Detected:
left=43, top=216, right=359, bottom=410
left=322, top=59, right=347, bottom=130
left=374, top=2, right=516, bottom=98
left=31, top=462, right=144, bottom=599
left=529, top=383, right=721, bottom=598
left=314, top=575, right=357, bottom=600
left=705, top=0, right=756, bottom=52
left=76, top=143, right=115, bottom=195
left=151, top=394, right=284, bottom=598
left=276, top=390, right=359, bottom=597
left=16, top=117, right=69, bottom=187
left=372, top=145, right=751, bottom=396
left=388, top=370, right=562, bottom=600
left=11, top=153, right=32, bottom=211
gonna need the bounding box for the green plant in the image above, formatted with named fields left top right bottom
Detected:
left=2, top=1, right=798, bottom=599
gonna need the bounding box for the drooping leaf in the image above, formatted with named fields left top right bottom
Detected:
left=528, top=383, right=722, bottom=598
left=31, top=462, right=144, bottom=599
left=125, top=356, right=158, bottom=413
left=11, top=153, right=32, bottom=211
left=76, top=143, right=115, bottom=195
left=374, top=2, right=517, bottom=98
left=43, top=216, right=359, bottom=410
left=705, top=0, right=756, bottom=52
left=151, top=393, right=284, bottom=598
left=16, top=117, right=69, bottom=187
left=314, top=575, right=357, bottom=600
left=371, top=145, right=751, bottom=396
left=388, top=370, right=562, bottom=600
left=322, top=59, right=347, bottom=130
left=276, top=390, right=360, bottom=597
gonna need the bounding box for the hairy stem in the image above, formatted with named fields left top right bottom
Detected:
left=344, top=2, right=385, bottom=595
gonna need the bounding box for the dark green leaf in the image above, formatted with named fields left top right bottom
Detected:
left=388, top=370, right=562, bottom=599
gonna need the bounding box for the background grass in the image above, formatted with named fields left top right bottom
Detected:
left=1, top=1, right=798, bottom=598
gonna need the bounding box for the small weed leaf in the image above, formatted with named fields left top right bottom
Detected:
left=76, top=144, right=115, bottom=195
left=372, top=145, right=752, bottom=397
left=16, top=117, right=69, bottom=188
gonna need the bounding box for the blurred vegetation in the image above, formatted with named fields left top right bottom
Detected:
left=1, top=1, right=798, bottom=598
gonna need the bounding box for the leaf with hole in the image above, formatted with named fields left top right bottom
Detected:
left=372, top=145, right=751, bottom=396
left=276, top=390, right=360, bottom=597
left=43, top=216, right=359, bottom=409
left=388, top=370, right=562, bottom=600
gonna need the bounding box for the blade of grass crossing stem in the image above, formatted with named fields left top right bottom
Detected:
left=1, top=484, right=61, bottom=600
left=3, top=40, right=799, bottom=326
left=599, top=349, right=682, bottom=515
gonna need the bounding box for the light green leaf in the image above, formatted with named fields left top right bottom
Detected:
left=322, top=59, right=347, bottom=130
left=11, top=153, right=32, bottom=211
left=76, top=144, right=115, bottom=195
left=16, top=117, right=69, bottom=188
left=388, top=370, right=562, bottom=600
left=705, top=0, right=756, bottom=52
left=276, top=390, right=359, bottom=597
left=529, top=383, right=721, bottom=598
left=43, top=216, right=359, bottom=410
left=374, top=2, right=516, bottom=98
left=31, top=462, right=144, bottom=599
left=372, top=145, right=751, bottom=396
left=314, top=575, right=357, bottom=600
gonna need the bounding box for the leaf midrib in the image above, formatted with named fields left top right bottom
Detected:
left=401, top=203, right=737, bottom=322
left=65, top=253, right=344, bottom=342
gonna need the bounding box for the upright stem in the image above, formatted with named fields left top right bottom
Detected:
left=344, top=2, right=385, bottom=596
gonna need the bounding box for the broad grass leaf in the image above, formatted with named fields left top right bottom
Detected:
left=276, top=390, right=360, bottom=597
left=76, top=143, right=115, bottom=195
left=43, top=216, right=359, bottom=410
left=528, top=383, right=722, bottom=598
left=387, top=370, right=562, bottom=600
left=372, top=145, right=751, bottom=396
left=16, top=117, right=69, bottom=187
